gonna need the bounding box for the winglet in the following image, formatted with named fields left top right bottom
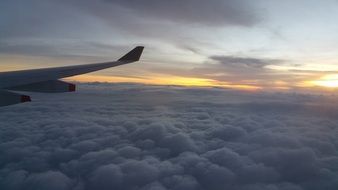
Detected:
left=118, top=46, right=144, bottom=62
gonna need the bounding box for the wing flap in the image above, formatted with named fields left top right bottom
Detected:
left=0, top=90, right=31, bottom=107
left=7, top=80, right=76, bottom=93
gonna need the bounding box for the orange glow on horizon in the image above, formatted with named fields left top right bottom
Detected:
left=67, top=75, right=261, bottom=91
left=309, top=74, right=338, bottom=88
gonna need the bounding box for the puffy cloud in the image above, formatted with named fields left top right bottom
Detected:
left=24, top=171, right=74, bottom=190
left=0, top=170, right=74, bottom=190
left=89, top=164, right=123, bottom=190
left=160, top=133, right=197, bottom=156
left=1, top=83, right=338, bottom=190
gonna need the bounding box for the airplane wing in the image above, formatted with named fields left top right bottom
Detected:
left=0, top=46, right=144, bottom=107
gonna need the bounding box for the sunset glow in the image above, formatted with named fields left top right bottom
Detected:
left=1, top=0, right=338, bottom=94
left=68, top=75, right=261, bottom=91
left=3, top=1, right=338, bottom=189
left=311, top=74, right=338, bottom=88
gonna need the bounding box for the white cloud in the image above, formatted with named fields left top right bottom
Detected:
left=1, top=83, right=338, bottom=190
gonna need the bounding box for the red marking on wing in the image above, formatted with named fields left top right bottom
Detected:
left=68, top=84, right=76, bottom=92
left=21, top=95, right=31, bottom=102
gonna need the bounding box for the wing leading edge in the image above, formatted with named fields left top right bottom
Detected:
left=0, top=46, right=144, bottom=89
left=0, top=46, right=144, bottom=106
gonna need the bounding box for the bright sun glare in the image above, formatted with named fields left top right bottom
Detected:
left=69, top=75, right=261, bottom=91
left=312, top=74, right=338, bottom=88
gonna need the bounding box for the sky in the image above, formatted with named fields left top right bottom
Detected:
left=2, top=83, right=338, bottom=190
left=1, top=0, right=338, bottom=92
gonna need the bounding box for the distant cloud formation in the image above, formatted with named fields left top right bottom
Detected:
left=1, top=83, right=338, bottom=190
left=185, top=55, right=288, bottom=88
left=209, top=55, right=282, bottom=68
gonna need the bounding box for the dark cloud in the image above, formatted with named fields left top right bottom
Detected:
left=170, top=55, right=291, bottom=88
left=105, top=0, right=260, bottom=27
left=1, top=83, right=338, bottom=190
left=0, top=0, right=260, bottom=40
left=210, top=55, right=283, bottom=68
left=0, top=0, right=262, bottom=59
left=0, top=0, right=94, bottom=39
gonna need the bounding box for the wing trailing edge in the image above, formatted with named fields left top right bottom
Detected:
left=0, top=90, right=31, bottom=107
left=0, top=46, right=145, bottom=107
left=7, top=80, right=76, bottom=93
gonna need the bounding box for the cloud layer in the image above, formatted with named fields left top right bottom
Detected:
left=0, top=0, right=262, bottom=61
left=1, top=83, right=338, bottom=190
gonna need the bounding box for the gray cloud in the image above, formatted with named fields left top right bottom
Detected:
left=1, top=83, right=338, bottom=189
left=0, top=0, right=260, bottom=40
left=142, top=55, right=288, bottom=85
left=166, top=55, right=291, bottom=88
left=0, top=40, right=133, bottom=61
left=210, top=55, right=283, bottom=68
left=105, top=0, right=260, bottom=27
left=0, top=0, right=262, bottom=59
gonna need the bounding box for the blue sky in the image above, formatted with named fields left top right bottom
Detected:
left=1, top=0, right=338, bottom=92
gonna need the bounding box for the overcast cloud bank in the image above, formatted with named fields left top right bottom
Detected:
left=1, top=83, right=338, bottom=190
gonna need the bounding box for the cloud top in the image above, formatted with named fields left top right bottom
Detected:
left=0, top=83, right=338, bottom=190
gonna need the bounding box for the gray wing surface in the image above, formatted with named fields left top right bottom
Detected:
left=0, top=46, right=144, bottom=106
left=0, top=46, right=144, bottom=89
